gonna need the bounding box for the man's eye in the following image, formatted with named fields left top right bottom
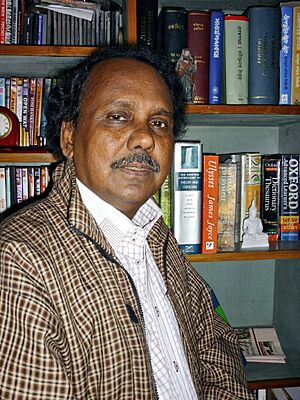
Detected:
left=151, top=120, right=168, bottom=129
left=108, top=113, right=127, bottom=121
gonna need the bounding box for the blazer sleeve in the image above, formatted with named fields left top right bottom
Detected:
left=0, top=241, right=75, bottom=400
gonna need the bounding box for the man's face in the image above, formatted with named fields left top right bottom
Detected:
left=61, top=58, right=175, bottom=218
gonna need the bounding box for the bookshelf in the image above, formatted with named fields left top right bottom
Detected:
left=0, top=0, right=300, bottom=393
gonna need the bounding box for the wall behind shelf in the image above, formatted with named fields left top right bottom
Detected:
left=194, top=260, right=275, bottom=327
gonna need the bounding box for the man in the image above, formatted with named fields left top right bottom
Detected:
left=0, top=45, right=254, bottom=399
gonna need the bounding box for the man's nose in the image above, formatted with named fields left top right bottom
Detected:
left=127, top=123, right=155, bottom=152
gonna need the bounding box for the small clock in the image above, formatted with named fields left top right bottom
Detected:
left=0, top=106, right=19, bottom=147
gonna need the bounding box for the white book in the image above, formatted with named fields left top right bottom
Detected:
left=0, top=167, right=6, bottom=213
left=173, top=141, right=202, bottom=255
left=234, top=327, right=286, bottom=363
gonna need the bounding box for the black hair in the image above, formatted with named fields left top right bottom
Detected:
left=45, top=44, right=187, bottom=160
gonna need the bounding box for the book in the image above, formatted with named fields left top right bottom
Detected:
left=28, top=77, right=36, bottom=146
left=0, top=77, right=5, bottom=106
left=279, top=154, right=300, bottom=241
left=248, top=6, right=280, bottom=105
left=34, top=77, right=44, bottom=146
left=208, top=10, right=224, bottom=104
left=240, top=153, right=261, bottom=241
left=291, top=5, right=300, bottom=104
left=172, top=141, right=202, bottom=254
left=261, top=155, right=281, bottom=241
left=160, top=173, right=171, bottom=228
left=217, top=162, right=237, bottom=251
left=219, top=153, right=242, bottom=244
left=0, top=167, right=6, bottom=213
left=5, top=0, right=12, bottom=43
left=279, top=4, right=294, bottom=105
left=224, top=15, right=249, bottom=104
left=158, top=6, right=187, bottom=64
left=201, top=154, right=219, bottom=254
left=0, top=0, right=5, bottom=44
left=187, top=10, right=210, bottom=104
left=136, top=0, right=158, bottom=48
left=234, top=326, right=286, bottom=363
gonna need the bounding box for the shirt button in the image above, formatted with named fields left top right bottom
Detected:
left=173, top=361, right=179, bottom=372
left=154, top=306, right=160, bottom=317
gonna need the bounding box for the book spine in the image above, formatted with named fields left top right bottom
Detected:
left=240, top=153, right=261, bottom=240
left=248, top=7, right=280, bottom=105
left=5, top=0, right=11, bottom=43
left=5, top=166, right=10, bottom=210
left=34, top=167, right=41, bottom=196
left=279, top=6, right=293, bottom=105
left=201, top=154, right=219, bottom=254
left=187, top=11, right=210, bottom=104
left=0, top=0, right=5, bottom=44
left=173, top=141, right=202, bottom=254
left=34, top=77, right=44, bottom=146
left=11, top=0, right=17, bottom=43
left=136, top=0, right=158, bottom=48
left=15, top=167, right=22, bottom=204
left=9, top=166, right=16, bottom=206
left=21, top=167, right=28, bottom=201
left=224, top=15, right=249, bottom=104
left=261, top=156, right=281, bottom=240
left=217, top=163, right=237, bottom=251
left=291, top=6, right=300, bottom=104
left=159, top=7, right=187, bottom=64
left=28, top=167, right=35, bottom=198
left=0, top=167, right=6, bottom=213
left=160, top=173, right=172, bottom=228
left=279, top=154, right=299, bottom=240
left=28, top=77, right=36, bottom=146
left=9, top=76, right=17, bottom=114
left=16, top=77, right=23, bottom=123
left=40, top=77, right=52, bottom=143
left=209, top=10, right=224, bottom=104
left=0, top=77, right=5, bottom=106
left=22, top=77, right=29, bottom=132
left=5, top=77, right=10, bottom=108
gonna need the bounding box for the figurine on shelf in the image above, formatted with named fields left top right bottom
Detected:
left=241, top=199, right=269, bottom=249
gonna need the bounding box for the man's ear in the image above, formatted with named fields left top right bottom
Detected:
left=60, top=121, right=75, bottom=159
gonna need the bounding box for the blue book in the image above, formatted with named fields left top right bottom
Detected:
left=40, top=78, right=52, bottom=142
left=248, top=7, right=281, bottom=104
left=279, top=5, right=293, bottom=105
left=208, top=10, right=224, bottom=104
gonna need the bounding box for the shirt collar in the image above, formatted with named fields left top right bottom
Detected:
left=76, top=178, right=162, bottom=239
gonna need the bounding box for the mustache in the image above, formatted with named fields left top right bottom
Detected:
left=111, top=153, right=160, bottom=173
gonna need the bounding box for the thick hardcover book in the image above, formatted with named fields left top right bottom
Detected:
left=280, top=5, right=293, bottom=104
left=209, top=10, right=224, bottom=104
left=187, top=10, right=210, bottom=104
left=261, top=156, right=281, bottom=240
left=279, top=154, right=299, bottom=240
left=240, top=153, right=261, bottom=241
left=34, top=77, right=43, bottom=146
left=248, top=6, right=280, bottom=104
left=217, top=163, right=237, bottom=251
left=136, top=0, right=158, bottom=48
left=160, top=173, right=172, bottom=228
left=224, top=15, right=249, bottom=104
left=219, top=153, right=242, bottom=244
left=291, top=6, right=300, bottom=104
left=158, top=6, right=187, bottom=64
left=201, top=154, right=219, bottom=254
left=173, top=141, right=202, bottom=254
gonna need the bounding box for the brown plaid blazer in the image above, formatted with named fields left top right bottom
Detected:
left=0, top=160, right=254, bottom=399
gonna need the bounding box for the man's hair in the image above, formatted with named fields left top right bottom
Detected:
left=45, top=44, right=187, bottom=160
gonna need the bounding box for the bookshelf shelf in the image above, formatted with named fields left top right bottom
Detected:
left=0, top=151, right=56, bottom=163
left=188, top=241, right=300, bottom=262
left=0, top=45, right=98, bottom=57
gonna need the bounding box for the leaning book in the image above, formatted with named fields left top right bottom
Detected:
left=234, top=327, right=286, bottom=363
left=172, top=141, right=202, bottom=254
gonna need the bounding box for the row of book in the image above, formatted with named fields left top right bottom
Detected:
left=0, top=76, right=57, bottom=147
left=0, top=165, right=50, bottom=215
left=0, top=0, right=123, bottom=46
left=155, top=142, right=300, bottom=255
left=139, top=2, right=300, bottom=105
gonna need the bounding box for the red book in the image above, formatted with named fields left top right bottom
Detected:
left=201, top=154, right=219, bottom=254
left=0, top=0, right=5, bottom=44
left=187, top=10, right=210, bottom=104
